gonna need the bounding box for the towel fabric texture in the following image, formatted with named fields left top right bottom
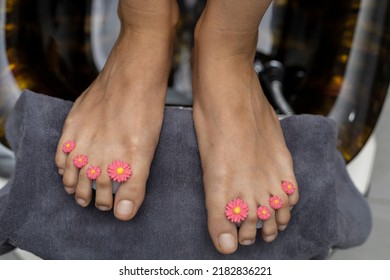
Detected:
left=0, top=90, right=371, bottom=259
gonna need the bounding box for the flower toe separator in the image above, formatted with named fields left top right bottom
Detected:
left=62, top=140, right=76, bottom=153
left=269, top=195, right=283, bottom=210
left=73, top=154, right=88, bottom=169
left=282, top=180, right=296, bottom=195
left=87, top=166, right=101, bottom=180
left=108, top=160, right=132, bottom=182
left=225, top=198, right=249, bottom=223
left=257, top=206, right=271, bottom=221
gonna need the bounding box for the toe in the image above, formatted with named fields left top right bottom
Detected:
left=113, top=181, right=144, bottom=221
left=288, top=181, right=299, bottom=206
left=113, top=163, right=147, bottom=221
left=62, top=155, right=79, bottom=194
left=56, top=136, right=76, bottom=174
left=75, top=169, right=93, bottom=207
left=260, top=197, right=278, bottom=242
left=275, top=205, right=291, bottom=230
left=55, top=139, right=68, bottom=172
left=112, top=158, right=155, bottom=221
left=238, top=200, right=258, bottom=246
left=206, top=194, right=238, bottom=254
left=273, top=192, right=291, bottom=230
left=95, top=172, right=114, bottom=211
left=261, top=217, right=278, bottom=242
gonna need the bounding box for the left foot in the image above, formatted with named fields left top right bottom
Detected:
left=192, top=2, right=299, bottom=254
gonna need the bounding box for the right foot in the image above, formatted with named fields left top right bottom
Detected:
left=55, top=0, right=179, bottom=220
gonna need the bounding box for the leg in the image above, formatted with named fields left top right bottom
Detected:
left=55, top=0, right=179, bottom=220
left=192, top=0, right=299, bottom=254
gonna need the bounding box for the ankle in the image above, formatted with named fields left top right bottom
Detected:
left=118, top=1, right=180, bottom=37
left=195, top=25, right=257, bottom=64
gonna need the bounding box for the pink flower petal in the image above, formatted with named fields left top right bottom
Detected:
left=282, top=180, right=296, bottom=195
left=73, top=154, right=88, bottom=169
left=257, top=206, right=271, bottom=220
left=225, top=198, right=248, bottom=223
left=107, top=160, right=132, bottom=182
left=62, top=140, right=76, bottom=153
left=87, top=166, right=101, bottom=180
left=269, top=195, right=283, bottom=210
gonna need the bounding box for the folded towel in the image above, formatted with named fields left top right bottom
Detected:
left=0, top=90, right=371, bottom=259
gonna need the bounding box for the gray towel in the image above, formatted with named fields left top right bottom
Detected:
left=0, top=90, right=371, bottom=259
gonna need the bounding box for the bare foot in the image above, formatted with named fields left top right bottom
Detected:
left=55, top=0, right=179, bottom=220
left=192, top=1, right=299, bottom=254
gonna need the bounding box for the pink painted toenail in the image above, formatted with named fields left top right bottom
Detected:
left=257, top=205, right=271, bottom=221
left=269, top=195, right=283, bottom=210
left=73, top=154, right=88, bottom=169
left=225, top=198, right=248, bottom=223
left=62, top=140, right=76, bottom=153
left=108, top=160, right=132, bottom=183
left=282, top=180, right=296, bottom=195
left=87, top=166, right=101, bottom=180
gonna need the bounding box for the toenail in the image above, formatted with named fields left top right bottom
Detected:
left=218, top=233, right=236, bottom=251
left=64, top=187, right=74, bottom=194
left=263, top=234, right=277, bottom=243
left=58, top=169, right=64, bottom=175
left=278, top=225, right=287, bottom=231
left=96, top=205, right=111, bottom=211
left=76, top=198, right=87, bottom=206
left=115, top=200, right=134, bottom=217
left=241, top=239, right=255, bottom=246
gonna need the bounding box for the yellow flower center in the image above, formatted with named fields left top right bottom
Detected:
left=78, top=158, right=83, bottom=162
left=233, top=207, right=241, bottom=215
left=90, top=169, right=96, bottom=174
left=65, top=143, right=70, bottom=148
left=262, top=210, right=267, bottom=215
left=274, top=199, right=279, bottom=204
left=116, top=167, right=125, bottom=175
left=288, top=184, right=292, bottom=189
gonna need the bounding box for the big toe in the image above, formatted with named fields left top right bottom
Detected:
left=113, top=161, right=149, bottom=221
left=206, top=197, right=239, bottom=254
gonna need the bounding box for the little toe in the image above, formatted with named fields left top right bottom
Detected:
left=55, top=139, right=69, bottom=171
left=281, top=178, right=299, bottom=206
left=56, top=137, right=77, bottom=172
left=62, top=155, right=80, bottom=194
